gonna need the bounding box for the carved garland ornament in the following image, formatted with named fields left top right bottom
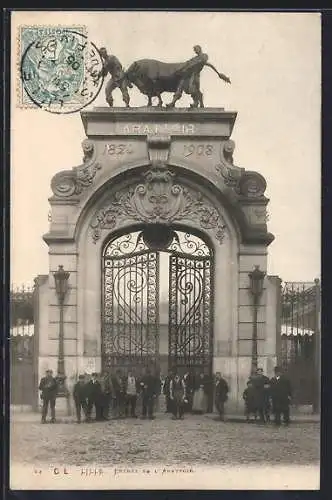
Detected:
left=90, top=162, right=227, bottom=244
left=51, top=139, right=102, bottom=198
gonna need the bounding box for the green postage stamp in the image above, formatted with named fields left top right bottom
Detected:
left=17, top=25, right=104, bottom=114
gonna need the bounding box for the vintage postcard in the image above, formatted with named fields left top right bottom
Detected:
left=9, top=10, right=321, bottom=490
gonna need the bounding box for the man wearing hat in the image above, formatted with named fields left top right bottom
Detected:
left=270, top=366, right=292, bottom=426
left=140, top=367, right=158, bottom=420
left=73, top=375, right=88, bottom=423
left=38, top=369, right=58, bottom=423
left=85, top=372, right=103, bottom=422
left=169, top=373, right=187, bottom=420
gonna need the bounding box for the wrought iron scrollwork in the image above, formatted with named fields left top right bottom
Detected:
left=102, top=229, right=213, bottom=375
left=168, top=254, right=213, bottom=373
left=103, top=250, right=159, bottom=370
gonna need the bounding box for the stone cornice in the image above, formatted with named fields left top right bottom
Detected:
left=81, top=106, right=237, bottom=124
left=81, top=107, right=238, bottom=137
left=43, top=232, right=76, bottom=245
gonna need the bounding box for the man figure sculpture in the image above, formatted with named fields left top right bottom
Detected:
left=99, top=47, right=130, bottom=107
left=167, top=45, right=231, bottom=108
left=39, top=369, right=58, bottom=424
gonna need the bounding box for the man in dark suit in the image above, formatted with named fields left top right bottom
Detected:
left=85, top=372, right=103, bottom=422
left=124, top=370, right=140, bottom=418
left=169, top=373, right=187, bottom=420
left=39, top=369, right=58, bottom=423
left=112, top=369, right=126, bottom=418
left=101, top=371, right=114, bottom=420
left=183, top=370, right=194, bottom=413
left=73, top=375, right=88, bottom=423
left=140, top=367, right=158, bottom=420
left=163, top=370, right=174, bottom=413
left=270, top=366, right=292, bottom=426
left=214, top=372, right=229, bottom=421
left=250, top=368, right=271, bottom=423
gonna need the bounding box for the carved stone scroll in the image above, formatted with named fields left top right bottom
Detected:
left=238, top=171, right=267, bottom=198
left=216, top=140, right=244, bottom=188
left=51, top=139, right=102, bottom=198
left=216, top=140, right=267, bottom=199
left=90, top=162, right=227, bottom=244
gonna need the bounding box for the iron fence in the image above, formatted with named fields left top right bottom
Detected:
left=279, top=280, right=320, bottom=407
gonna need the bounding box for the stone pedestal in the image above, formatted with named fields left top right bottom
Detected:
left=37, top=107, right=275, bottom=412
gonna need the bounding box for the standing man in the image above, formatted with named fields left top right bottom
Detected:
left=112, top=369, right=126, bottom=418
left=39, top=369, right=58, bottom=424
left=140, top=367, right=158, bottom=420
left=214, top=372, right=229, bottom=421
left=98, top=47, right=130, bottom=107
left=250, top=367, right=270, bottom=423
left=163, top=369, right=174, bottom=414
left=243, top=380, right=257, bottom=422
left=86, top=372, right=103, bottom=422
left=99, top=371, right=112, bottom=420
left=73, top=375, right=88, bottom=423
left=169, top=373, right=187, bottom=420
left=270, top=366, right=292, bottom=426
left=125, top=370, right=139, bottom=418
left=183, top=370, right=194, bottom=413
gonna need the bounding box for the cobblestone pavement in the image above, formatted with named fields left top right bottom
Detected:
left=11, top=414, right=320, bottom=467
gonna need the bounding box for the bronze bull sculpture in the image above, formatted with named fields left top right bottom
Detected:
left=99, top=46, right=231, bottom=109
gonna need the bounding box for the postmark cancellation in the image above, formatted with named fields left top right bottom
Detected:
left=17, top=25, right=104, bottom=114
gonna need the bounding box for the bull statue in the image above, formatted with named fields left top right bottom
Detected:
left=98, top=45, right=231, bottom=108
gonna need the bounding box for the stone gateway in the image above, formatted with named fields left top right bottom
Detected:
left=36, top=106, right=280, bottom=413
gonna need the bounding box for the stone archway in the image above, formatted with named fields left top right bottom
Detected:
left=41, top=107, right=276, bottom=412
left=101, top=224, right=214, bottom=381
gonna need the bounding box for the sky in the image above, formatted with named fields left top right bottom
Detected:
left=11, top=11, right=321, bottom=286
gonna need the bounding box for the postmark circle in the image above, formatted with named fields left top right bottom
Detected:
left=20, top=29, right=104, bottom=114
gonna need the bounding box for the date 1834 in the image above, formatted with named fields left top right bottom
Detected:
left=103, top=143, right=134, bottom=156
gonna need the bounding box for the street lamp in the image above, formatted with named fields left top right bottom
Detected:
left=53, top=265, right=70, bottom=397
left=248, top=265, right=266, bottom=375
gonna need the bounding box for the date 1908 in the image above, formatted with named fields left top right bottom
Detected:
left=184, top=144, right=214, bottom=157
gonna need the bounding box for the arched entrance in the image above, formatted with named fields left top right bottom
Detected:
left=101, top=224, right=214, bottom=379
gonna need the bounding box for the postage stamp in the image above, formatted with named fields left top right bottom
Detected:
left=17, top=25, right=104, bottom=114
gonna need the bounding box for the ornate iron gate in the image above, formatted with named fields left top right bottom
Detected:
left=102, top=227, right=214, bottom=378
left=102, top=233, right=160, bottom=374
left=168, top=254, right=213, bottom=376
left=279, top=281, right=319, bottom=406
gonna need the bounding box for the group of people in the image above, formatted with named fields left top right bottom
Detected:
left=243, top=366, right=292, bottom=426
left=38, top=365, right=291, bottom=426
left=163, top=371, right=229, bottom=421
left=39, top=367, right=160, bottom=423
left=38, top=367, right=229, bottom=424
